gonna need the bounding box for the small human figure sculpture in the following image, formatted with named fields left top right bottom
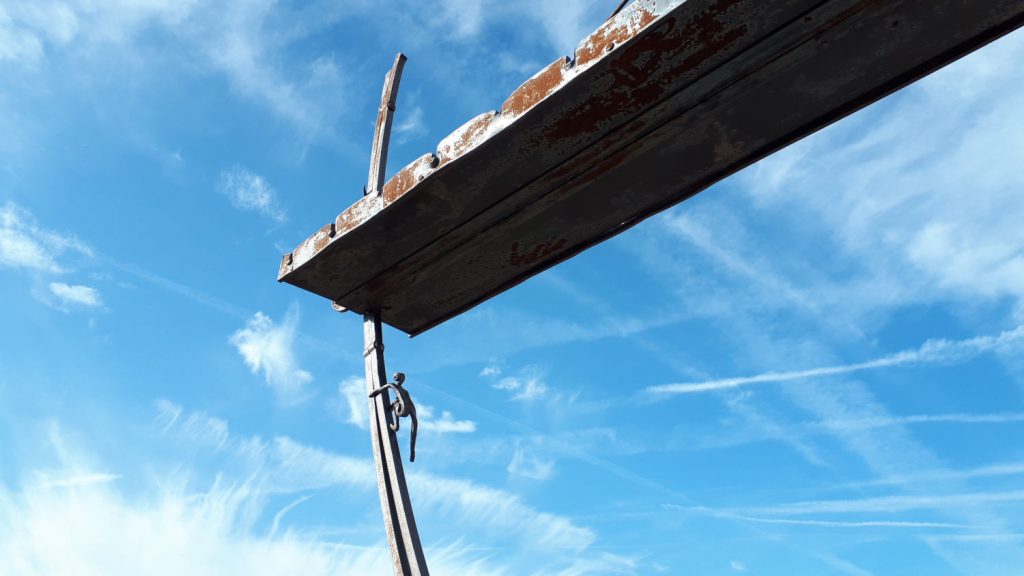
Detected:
left=368, top=372, right=419, bottom=462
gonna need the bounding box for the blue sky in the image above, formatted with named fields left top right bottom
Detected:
left=2, top=2, right=1024, bottom=574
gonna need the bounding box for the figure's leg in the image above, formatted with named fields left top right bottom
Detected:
left=389, top=399, right=401, bottom=432
left=409, top=414, right=418, bottom=462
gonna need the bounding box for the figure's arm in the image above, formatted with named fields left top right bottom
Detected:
left=368, top=383, right=398, bottom=399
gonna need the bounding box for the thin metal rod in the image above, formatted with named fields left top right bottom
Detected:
left=363, top=53, right=430, bottom=576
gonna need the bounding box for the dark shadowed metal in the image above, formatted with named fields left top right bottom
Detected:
left=279, top=0, right=1024, bottom=337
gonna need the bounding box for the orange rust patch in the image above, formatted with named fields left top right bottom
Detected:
left=335, top=209, right=360, bottom=236
left=334, top=194, right=378, bottom=237
left=501, top=56, right=571, bottom=118
left=312, top=223, right=334, bottom=252
left=575, top=4, right=657, bottom=68
left=383, top=153, right=439, bottom=206
left=437, top=111, right=499, bottom=166
left=382, top=165, right=416, bottom=206
left=543, top=1, right=748, bottom=143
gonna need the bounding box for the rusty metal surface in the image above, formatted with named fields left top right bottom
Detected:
left=280, top=0, right=1024, bottom=336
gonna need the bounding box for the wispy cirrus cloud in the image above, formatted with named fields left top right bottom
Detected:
left=0, top=202, right=101, bottom=311
left=157, top=401, right=602, bottom=560
left=0, top=469, right=505, bottom=576
left=809, top=411, right=1024, bottom=431
left=35, top=471, right=120, bottom=489
left=493, top=375, right=548, bottom=401
left=486, top=367, right=549, bottom=402
left=0, top=0, right=349, bottom=143
left=683, top=410, right=1024, bottom=454
left=0, top=201, right=91, bottom=273
left=647, top=326, right=1024, bottom=395
left=738, top=29, right=1024, bottom=318
left=338, top=376, right=369, bottom=429
left=843, top=460, right=1024, bottom=489
left=729, top=516, right=969, bottom=530
left=394, top=104, right=428, bottom=144
left=229, top=309, right=312, bottom=404
left=48, top=282, right=102, bottom=308
left=155, top=399, right=231, bottom=452
left=738, top=489, right=1024, bottom=517
left=418, top=405, right=476, bottom=434
left=507, top=447, right=554, bottom=481
left=216, top=166, right=286, bottom=223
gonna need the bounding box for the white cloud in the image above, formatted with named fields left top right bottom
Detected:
left=48, top=282, right=102, bottom=308
left=739, top=30, right=1024, bottom=316
left=493, top=374, right=548, bottom=401
left=731, top=516, right=968, bottom=529
left=35, top=471, right=120, bottom=489
left=155, top=401, right=594, bottom=560
left=217, top=166, right=286, bottom=222
left=418, top=405, right=476, bottom=434
left=689, top=411, right=1024, bottom=455
left=723, top=392, right=827, bottom=468
left=740, top=490, right=1024, bottom=517
left=157, top=403, right=596, bottom=556
left=395, top=104, right=428, bottom=144
left=0, top=473, right=505, bottom=576
left=0, top=201, right=91, bottom=273
left=810, top=411, right=1024, bottom=432
left=229, top=309, right=312, bottom=403
left=0, top=224, right=56, bottom=271
left=0, top=5, right=44, bottom=63
left=0, top=1, right=191, bottom=64
left=526, top=0, right=602, bottom=56
left=844, top=460, right=1024, bottom=489
left=507, top=448, right=554, bottom=481
left=730, top=560, right=748, bottom=572
left=647, top=325, right=1024, bottom=395
left=339, top=376, right=369, bottom=429
left=479, top=365, right=502, bottom=377
left=1, top=1, right=350, bottom=141
left=156, top=399, right=231, bottom=452
left=433, top=0, right=486, bottom=39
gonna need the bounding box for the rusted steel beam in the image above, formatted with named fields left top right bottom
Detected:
left=280, top=0, right=1024, bottom=335
left=361, top=54, right=430, bottom=576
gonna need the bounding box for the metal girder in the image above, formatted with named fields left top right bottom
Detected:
left=279, top=0, right=1024, bottom=336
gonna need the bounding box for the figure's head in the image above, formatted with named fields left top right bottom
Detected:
left=392, top=372, right=406, bottom=386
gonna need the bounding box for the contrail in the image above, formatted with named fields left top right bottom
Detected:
left=810, top=412, right=1024, bottom=431
left=731, top=516, right=969, bottom=529
left=740, top=489, right=1024, bottom=516
left=646, top=326, right=1024, bottom=395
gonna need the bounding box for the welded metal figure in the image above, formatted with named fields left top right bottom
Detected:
left=369, top=372, right=419, bottom=462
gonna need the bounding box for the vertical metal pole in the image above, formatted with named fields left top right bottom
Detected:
left=363, top=53, right=430, bottom=576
